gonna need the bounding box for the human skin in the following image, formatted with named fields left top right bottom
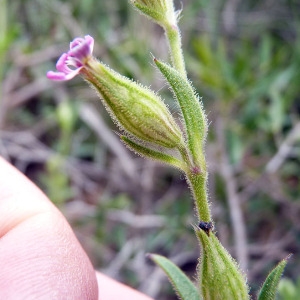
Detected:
left=0, top=157, right=153, bottom=300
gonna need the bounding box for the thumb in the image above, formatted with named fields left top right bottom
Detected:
left=0, top=157, right=98, bottom=299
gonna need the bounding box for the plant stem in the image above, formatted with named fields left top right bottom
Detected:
left=165, top=19, right=210, bottom=222
left=178, top=146, right=211, bottom=221
left=187, top=172, right=211, bottom=222
left=165, top=24, right=187, bottom=77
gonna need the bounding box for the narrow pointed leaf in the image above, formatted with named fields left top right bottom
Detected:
left=154, top=59, right=207, bottom=168
left=148, top=254, right=200, bottom=300
left=121, top=136, right=187, bottom=171
left=258, top=255, right=291, bottom=300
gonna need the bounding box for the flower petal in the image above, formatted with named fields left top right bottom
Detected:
left=56, top=53, right=72, bottom=72
left=69, top=35, right=94, bottom=60
left=46, top=67, right=82, bottom=81
left=47, top=35, right=94, bottom=82
left=85, top=35, right=94, bottom=53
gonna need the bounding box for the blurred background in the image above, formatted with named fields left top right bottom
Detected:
left=1, top=0, right=300, bottom=299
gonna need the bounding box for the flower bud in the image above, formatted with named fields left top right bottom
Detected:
left=47, top=35, right=184, bottom=149
left=130, top=0, right=178, bottom=28
left=84, top=60, right=184, bottom=148
left=196, top=228, right=249, bottom=300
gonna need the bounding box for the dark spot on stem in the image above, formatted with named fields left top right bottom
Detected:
left=198, top=221, right=213, bottom=236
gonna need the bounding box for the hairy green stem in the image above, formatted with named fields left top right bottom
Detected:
left=187, top=172, right=211, bottom=222
left=165, top=24, right=187, bottom=77
left=164, top=20, right=210, bottom=222
left=178, top=145, right=211, bottom=221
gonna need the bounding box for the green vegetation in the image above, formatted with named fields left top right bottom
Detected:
left=1, top=0, right=299, bottom=299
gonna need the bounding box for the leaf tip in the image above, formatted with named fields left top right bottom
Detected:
left=284, top=253, right=293, bottom=262
left=145, top=253, right=156, bottom=261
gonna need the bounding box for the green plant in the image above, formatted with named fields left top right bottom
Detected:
left=46, top=0, right=291, bottom=299
left=278, top=276, right=300, bottom=300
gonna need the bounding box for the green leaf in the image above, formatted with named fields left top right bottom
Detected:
left=258, top=255, right=291, bottom=300
left=148, top=253, right=201, bottom=300
left=121, top=136, right=187, bottom=172
left=154, top=59, right=207, bottom=169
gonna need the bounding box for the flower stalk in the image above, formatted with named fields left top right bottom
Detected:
left=187, top=172, right=210, bottom=222
left=164, top=23, right=186, bottom=77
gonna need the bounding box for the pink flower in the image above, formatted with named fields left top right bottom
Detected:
left=47, top=35, right=94, bottom=81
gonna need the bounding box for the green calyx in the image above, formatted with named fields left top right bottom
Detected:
left=197, top=229, right=250, bottom=300
left=130, top=0, right=177, bottom=28
left=130, top=0, right=186, bottom=77
left=83, top=59, right=184, bottom=150
left=121, top=136, right=188, bottom=172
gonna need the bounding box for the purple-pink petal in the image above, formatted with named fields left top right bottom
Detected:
left=56, top=53, right=70, bottom=72
left=69, top=35, right=94, bottom=60
left=47, top=35, right=94, bottom=82
left=70, top=37, right=84, bottom=49
left=70, top=35, right=94, bottom=52
left=46, top=67, right=82, bottom=81
left=85, top=35, right=94, bottom=52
